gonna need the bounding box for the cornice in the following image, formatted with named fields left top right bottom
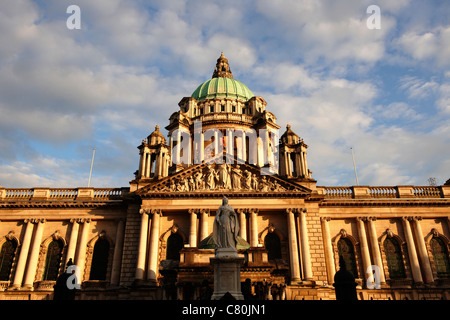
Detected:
left=139, top=191, right=311, bottom=199
left=0, top=200, right=125, bottom=209
left=319, top=199, right=450, bottom=207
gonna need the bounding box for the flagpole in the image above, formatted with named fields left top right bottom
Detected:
left=88, top=148, right=96, bottom=187
left=351, top=147, right=359, bottom=186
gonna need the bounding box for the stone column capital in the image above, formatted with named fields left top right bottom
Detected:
left=320, top=216, right=331, bottom=222
left=151, top=209, right=162, bottom=216
left=78, top=218, right=91, bottom=224
left=368, top=216, right=377, bottom=222
left=31, top=218, right=46, bottom=224
left=412, top=216, right=423, bottom=221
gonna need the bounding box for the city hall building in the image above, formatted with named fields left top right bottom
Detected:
left=0, top=54, right=449, bottom=300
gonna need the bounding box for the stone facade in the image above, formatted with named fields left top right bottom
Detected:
left=0, top=54, right=449, bottom=300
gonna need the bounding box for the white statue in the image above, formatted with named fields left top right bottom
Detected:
left=213, top=197, right=240, bottom=249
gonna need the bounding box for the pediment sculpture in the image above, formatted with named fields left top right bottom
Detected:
left=144, top=163, right=304, bottom=193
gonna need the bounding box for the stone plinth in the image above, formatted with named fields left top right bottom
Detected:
left=210, top=248, right=244, bottom=300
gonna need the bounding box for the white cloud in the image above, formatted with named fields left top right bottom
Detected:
left=255, top=0, right=396, bottom=67
left=399, top=76, right=439, bottom=99
left=397, top=26, right=450, bottom=66
left=373, top=102, right=422, bottom=121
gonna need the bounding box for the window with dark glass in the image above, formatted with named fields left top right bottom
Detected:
left=430, top=237, right=450, bottom=278
left=337, top=238, right=358, bottom=278
left=43, top=240, right=64, bottom=281
left=264, top=232, right=282, bottom=260
left=166, top=233, right=184, bottom=261
left=89, top=238, right=110, bottom=280
left=0, top=239, right=17, bottom=281
left=383, top=237, right=406, bottom=279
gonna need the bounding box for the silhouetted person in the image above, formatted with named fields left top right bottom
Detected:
left=333, top=256, right=358, bottom=301
left=198, top=280, right=213, bottom=300
left=53, top=258, right=77, bottom=300
left=242, top=279, right=255, bottom=300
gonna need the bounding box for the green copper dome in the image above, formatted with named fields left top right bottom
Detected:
left=191, top=53, right=254, bottom=102
left=191, top=77, right=254, bottom=102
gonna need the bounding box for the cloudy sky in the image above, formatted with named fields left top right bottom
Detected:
left=0, top=0, right=449, bottom=188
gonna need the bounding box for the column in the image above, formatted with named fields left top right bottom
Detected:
left=238, top=209, right=247, bottom=241
left=138, top=151, right=145, bottom=178
left=241, top=131, right=246, bottom=162
left=23, top=219, right=46, bottom=289
left=200, top=209, right=209, bottom=241
left=189, top=209, right=198, bottom=247
left=135, top=209, right=149, bottom=280
left=402, top=217, right=423, bottom=283
left=111, top=219, right=125, bottom=285
left=185, top=129, right=192, bottom=165
left=321, top=217, right=335, bottom=285
left=214, top=130, right=219, bottom=158
left=299, top=209, right=313, bottom=281
left=302, top=150, right=308, bottom=177
left=412, top=217, right=434, bottom=283
left=145, top=153, right=152, bottom=178
left=286, top=209, right=301, bottom=282
left=356, top=217, right=372, bottom=281
left=226, top=129, right=233, bottom=159
left=367, top=217, right=386, bottom=284
left=283, top=151, right=289, bottom=176
left=147, top=209, right=161, bottom=283
left=200, top=131, right=205, bottom=163
left=176, top=129, right=181, bottom=164
left=295, top=152, right=306, bottom=177
left=65, top=219, right=80, bottom=266
left=75, top=218, right=90, bottom=283
left=11, top=220, right=34, bottom=288
left=250, top=209, right=258, bottom=247
left=157, top=153, right=163, bottom=177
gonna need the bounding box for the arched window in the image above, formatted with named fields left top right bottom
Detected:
left=43, top=240, right=64, bottom=281
left=337, top=238, right=358, bottom=278
left=89, top=238, right=110, bottom=280
left=383, top=237, right=406, bottom=279
left=430, top=237, right=450, bottom=278
left=166, top=233, right=184, bottom=261
left=264, top=232, right=282, bottom=260
left=0, top=239, right=17, bottom=281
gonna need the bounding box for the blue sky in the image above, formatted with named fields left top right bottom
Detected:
left=0, top=0, right=449, bottom=188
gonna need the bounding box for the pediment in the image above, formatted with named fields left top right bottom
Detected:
left=135, top=162, right=311, bottom=196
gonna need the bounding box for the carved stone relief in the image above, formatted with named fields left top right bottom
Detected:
left=146, top=163, right=300, bottom=193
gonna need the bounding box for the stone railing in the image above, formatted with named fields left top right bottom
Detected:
left=0, top=187, right=129, bottom=201
left=317, top=185, right=450, bottom=199
left=197, top=112, right=253, bottom=124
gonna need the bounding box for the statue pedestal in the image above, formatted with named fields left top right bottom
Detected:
left=210, top=248, right=244, bottom=300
